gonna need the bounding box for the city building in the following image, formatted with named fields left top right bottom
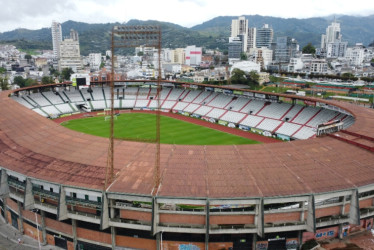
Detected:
left=310, top=59, right=328, bottom=74
left=256, top=24, right=273, bottom=48
left=59, top=38, right=82, bottom=72
left=231, top=16, right=248, bottom=52
left=320, top=21, right=348, bottom=58
left=248, top=27, right=257, bottom=50
left=185, top=45, right=202, bottom=66
left=88, top=53, right=102, bottom=71
left=172, top=48, right=185, bottom=65
left=228, top=36, right=243, bottom=61
left=70, top=29, right=79, bottom=42
left=51, top=21, right=62, bottom=59
left=346, top=44, right=365, bottom=66
left=273, top=37, right=299, bottom=63
left=231, top=60, right=261, bottom=74
left=249, top=47, right=273, bottom=69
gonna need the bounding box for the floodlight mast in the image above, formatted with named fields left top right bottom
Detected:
left=105, top=26, right=162, bottom=195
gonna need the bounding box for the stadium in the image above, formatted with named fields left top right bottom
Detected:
left=1, top=79, right=374, bottom=250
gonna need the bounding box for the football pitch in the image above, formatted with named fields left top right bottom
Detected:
left=61, top=113, right=260, bottom=145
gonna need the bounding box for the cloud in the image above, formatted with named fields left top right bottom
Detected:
left=0, top=0, right=373, bottom=32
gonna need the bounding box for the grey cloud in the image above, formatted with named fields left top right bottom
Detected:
left=0, top=0, right=76, bottom=23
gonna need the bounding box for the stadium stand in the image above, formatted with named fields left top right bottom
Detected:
left=2, top=83, right=370, bottom=250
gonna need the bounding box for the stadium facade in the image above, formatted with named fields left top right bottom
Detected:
left=1, top=81, right=374, bottom=250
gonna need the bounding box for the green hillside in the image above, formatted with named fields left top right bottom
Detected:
left=1, top=15, right=373, bottom=55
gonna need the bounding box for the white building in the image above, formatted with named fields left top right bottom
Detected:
left=231, top=16, right=249, bottom=52
left=321, top=21, right=342, bottom=48
left=185, top=45, right=202, bottom=66
left=89, top=53, right=102, bottom=70
left=161, top=48, right=174, bottom=63
left=105, top=50, right=112, bottom=58
left=51, top=21, right=62, bottom=59
left=310, top=59, right=328, bottom=74
left=321, top=21, right=347, bottom=58
left=230, top=60, right=261, bottom=74
left=346, top=44, right=365, bottom=66
left=288, top=58, right=304, bottom=72
left=249, top=47, right=273, bottom=69
left=248, top=27, right=257, bottom=50
left=59, top=38, right=82, bottom=72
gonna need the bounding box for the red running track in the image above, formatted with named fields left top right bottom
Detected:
left=53, top=110, right=280, bottom=144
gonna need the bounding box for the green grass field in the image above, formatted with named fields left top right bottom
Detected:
left=61, top=113, right=260, bottom=145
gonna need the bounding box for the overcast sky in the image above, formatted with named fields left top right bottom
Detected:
left=1, top=0, right=374, bottom=32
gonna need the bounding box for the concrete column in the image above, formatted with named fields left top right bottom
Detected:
left=341, top=195, right=347, bottom=215
left=23, top=178, right=34, bottom=210
left=156, top=232, right=161, bottom=250
left=300, top=201, right=305, bottom=222
left=306, top=195, right=316, bottom=233
left=298, top=230, right=303, bottom=247
left=0, top=170, right=10, bottom=199
left=17, top=201, right=24, bottom=234
left=40, top=210, right=47, bottom=245
left=252, top=233, right=257, bottom=250
left=58, top=186, right=68, bottom=221
left=100, top=192, right=109, bottom=230
left=257, top=198, right=264, bottom=238
left=349, top=189, right=360, bottom=225
left=2, top=198, right=8, bottom=223
left=205, top=199, right=209, bottom=250
left=151, top=197, right=159, bottom=235
left=72, top=219, right=78, bottom=249
left=111, top=226, right=116, bottom=249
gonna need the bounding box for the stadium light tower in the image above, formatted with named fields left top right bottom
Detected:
left=107, top=26, right=162, bottom=194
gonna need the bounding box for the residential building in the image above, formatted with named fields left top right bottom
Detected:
left=231, top=16, right=248, bottom=52
left=248, top=27, right=257, bottom=50
left=320, top=21, right=347, bottom=58
left=346, top=44, right=365, bottom=66
left=249, top=47, right=273, bottom=69
left=310, top=59, right=328, bottom=74
left=256, top=24, right=273, bottom=48
left=89, top=53, right=102, bottom=70
left=59, top=38, right=82, bottom=72
left=258, top=72, right=270, bottom=85
left=51, top=21, right=62, bottom=59
left=70, top=29, right=79, bottom=42
left=172, top=48, right=185, bottom=64
left=288, top=58, right=304, bottom=72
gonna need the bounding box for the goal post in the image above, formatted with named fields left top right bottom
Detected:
left=104, top=108, right=117, bottom=121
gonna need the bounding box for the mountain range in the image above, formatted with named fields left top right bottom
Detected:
left=0, top=15, right=374, bottom=56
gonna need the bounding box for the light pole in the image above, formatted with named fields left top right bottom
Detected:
left=32, top=209, right=41, bottom=250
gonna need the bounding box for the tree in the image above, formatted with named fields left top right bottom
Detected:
left=0, top=77, right=9, bottom=90
left=41, top=76, right=53, bottom=85
left=24, top=54, right=32, bottom=63
left=13, top=76, right=37, bottom=88
left=0, top=67, right=6, bottom=74
left=61, top=68, right=74, bottom=81
left=302, top=43, right=316, bottom=54
left=248, top=70, right=260, bottom=85
left=13, top=76, right=26, bottom=88
left=230, top=68, right=247, bottom=85
left=240, top=52, right=248, bottom=60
